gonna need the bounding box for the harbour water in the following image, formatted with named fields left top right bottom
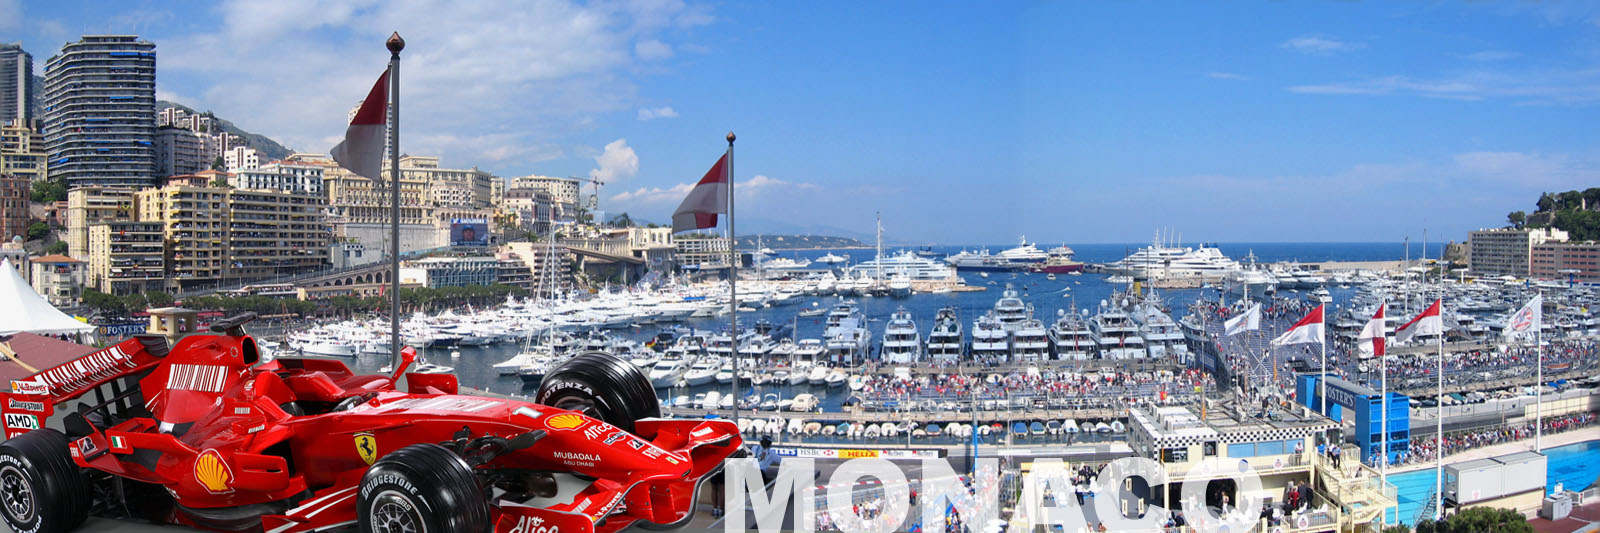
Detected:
left=329, top=242, right=1419, bottom=419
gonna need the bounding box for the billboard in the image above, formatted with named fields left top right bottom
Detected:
left=451, top=218, right=489, bottom=246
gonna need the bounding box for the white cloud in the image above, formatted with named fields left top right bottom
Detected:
left=589, top=138, right=638, bottom=184
left=1205, top=71, right=1248, bottom=81
left=1288, top=68, right=1600, bottom=105
left=1288, top=76, right=1481, bottom=100
left=610, top=182, right=692, bottom=203
left=1464, top=50, right=1519, bottom=61
left=741, top=175, right=820, bottom=193
left=635, top=39, right=673, bottom=60
left=1280, top=34, right=1363, bottom=54
left=637, top=106, right=679, bottom=121
left=153, top=0, right=713, bottom=171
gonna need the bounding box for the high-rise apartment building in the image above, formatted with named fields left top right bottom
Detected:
left=224, top=146, right=259, bottom=172
left=0, top=43, right=33, bottom=126
left=134, top=184, right=329, bottom=288
left=1530, top=241, right=1600, bottom=283
left=0, top=174, right=28, bottom=241
left=231, top=161, right=323, bottom=195
left=1467, top=227, right=1569, bottom=278
left=87, top=221, right=165, bottom=294
left=154, top=127, right=209, bottom=178
left=1, top=120, right=48, bottom=183
left=66, top=187, right=137, bottom=259
left=43, top=36, right=157, bottom=189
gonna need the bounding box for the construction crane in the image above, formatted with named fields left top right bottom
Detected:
left=580, top=175, right=604, bottom=211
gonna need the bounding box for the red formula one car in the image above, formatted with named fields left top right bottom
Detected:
left=0, top=313, right=740, bottom=533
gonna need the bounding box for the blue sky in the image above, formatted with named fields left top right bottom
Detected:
left=4, top=0, right=1599, bottom=244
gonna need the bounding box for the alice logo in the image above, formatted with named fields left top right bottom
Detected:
left=545, top=414, right=586, bottom=431
left=194, top=449, right=234, bottom=494
left=355, top=433, right=378, bottom=465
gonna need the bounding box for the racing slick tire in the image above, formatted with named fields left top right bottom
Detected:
left=358, top=443, right=489, bottom=533
left=536, top=351, right=661, bottom=434
left=0, top=429, right=91, bottom=533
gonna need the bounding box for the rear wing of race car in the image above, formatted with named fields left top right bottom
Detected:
left=0, top=334, right=170, bottom=439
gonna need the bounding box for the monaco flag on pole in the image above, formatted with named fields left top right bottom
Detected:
left=1357, top=302, right=1386, bottom=358
left=671, top=153, right=730, bottom=233
left=1271, top=304, right=1325, bottom=346
left=1395, top=299, right=1443, bottom=345
left=330, top=70, right=389, bottom=179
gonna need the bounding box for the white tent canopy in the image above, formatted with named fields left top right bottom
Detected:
left=0, top=259, right=95, bottom=336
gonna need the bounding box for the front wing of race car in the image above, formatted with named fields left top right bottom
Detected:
left=261, top=416, right=740, bottom=533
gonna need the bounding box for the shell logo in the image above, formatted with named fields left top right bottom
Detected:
left=194, top=449, right=234, bottom=494
left=545, top=414, right=587, bottom=431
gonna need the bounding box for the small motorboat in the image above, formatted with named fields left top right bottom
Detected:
left=864, top=424, right=882, bottom=438
left=1011, top=422, right=1028, bottom=436
left=759, top=394, right=780, bottom=411
left=719, top=393, right=735, bottom=409
left=825, top=369, right=848, bottom=388
left=822, top=425, right=837, bottom=436
left=1094, top=422, right=1113, bottom=433
left=1046, top=420, right=1062, bottom=434
left=788, top=418, right=804, bottom=435
left=671, top=395, right=691, bottom=408
left=848, top=375, right=866, bottom=391
left=1029, top=421, right=1046, bottom=435
left=807, top=366, right=830, bottom=385
left=803, top=421, right=822, bottom=435
left=925, top=424, right=942, bottom=437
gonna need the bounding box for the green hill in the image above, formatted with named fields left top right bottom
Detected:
left=1507, top=188, right=1600, bottom=241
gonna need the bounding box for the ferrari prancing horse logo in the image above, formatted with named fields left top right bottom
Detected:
left=355, top=433, right=378, bottom=465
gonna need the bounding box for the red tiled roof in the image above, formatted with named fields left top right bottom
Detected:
left=31, top=254, right=82, bottom=264
left=0, top=333, right=97, bottom=385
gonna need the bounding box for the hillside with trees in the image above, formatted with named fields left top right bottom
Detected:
left=1505, top=188, right=1600, bottom=241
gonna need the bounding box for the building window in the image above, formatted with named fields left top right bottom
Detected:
left=1161, top=447, right=1189, bottom=462
left=1204, top=441, right=1217, bottom=457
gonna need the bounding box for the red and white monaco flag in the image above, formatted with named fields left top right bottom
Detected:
left=1271, top=304, right=1325, bottom=346
left=1357, top=302, right=1386, bottom=358
left=331, top=70, right=389, bottom=179
left=1395, top=299, right=1443, bottom=344
left=671, top=152, right=730, bottom=233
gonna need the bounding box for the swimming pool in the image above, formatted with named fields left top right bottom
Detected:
left=1384, top=439, right=1600, bottom=527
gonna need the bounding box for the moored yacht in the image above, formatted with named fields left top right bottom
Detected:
left=970, top=312, right=1009, bottom=362
left=1048, top=310, right=1097, bottom=361
left=880, top=307, right=921, bottom=364
left=925, top=306, right=964, bottom=362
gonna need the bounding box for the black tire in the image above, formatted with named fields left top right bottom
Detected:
left=357, top=443, right=488, bottom=533
left=0, top=429, right=91, bottom=533
left=536, top=351, right=661, bottom=434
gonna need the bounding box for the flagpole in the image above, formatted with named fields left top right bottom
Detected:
left=386, top=33, right=404, bottom=375
left=1319, top=307, right=1327, bottom=418
left=725, top=132, right=738, bottom=426
left=1379, top=301, right=1388, bottom=524
left=1535, top=290, right=1543, bottom=452
left=1435, top=301, right=1444, bottom=522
